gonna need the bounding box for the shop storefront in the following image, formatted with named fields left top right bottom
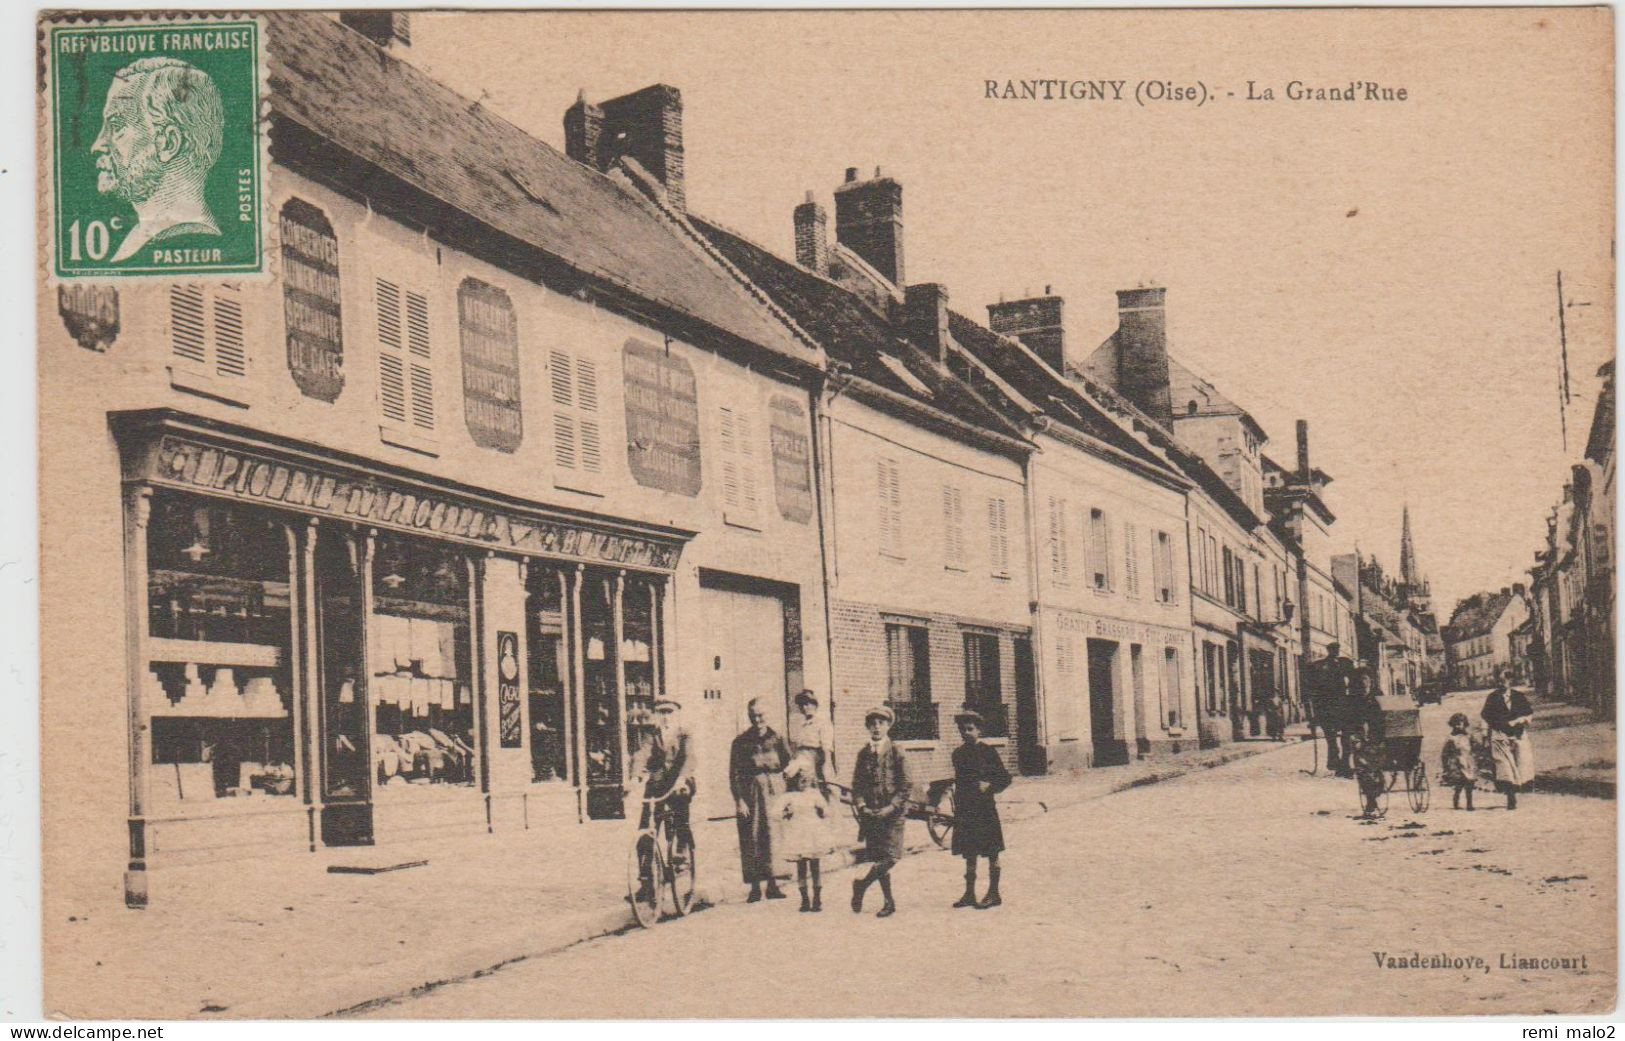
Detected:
left=115, top=411, right=690, bottom=903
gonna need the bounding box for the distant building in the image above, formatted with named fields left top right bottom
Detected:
left=1528, top=359, right=1614, bottom=716
left=1079, top=290, right=1299, bottom=746
left=1443, top=588, right=1530, bottom=688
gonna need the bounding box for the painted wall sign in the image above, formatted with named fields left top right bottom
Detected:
left=769, top=395, right=813, bottom=524
left=280, top=198, right=344, bottom=402
left=458, top=277, right=523, bottom=453
left=147, top=436, right=685, bottom=570
left=622, top=339, right=701, bottom=497
left=497, top=630, right=522, bottom=748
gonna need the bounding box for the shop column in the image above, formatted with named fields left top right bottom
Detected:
left=122, top=484, right=152, bottom=909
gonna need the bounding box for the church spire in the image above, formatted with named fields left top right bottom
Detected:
left=1399, top=504, right=1418, bottom=586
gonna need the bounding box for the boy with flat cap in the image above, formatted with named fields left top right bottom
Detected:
left=850, top=705, right=909, bottom=918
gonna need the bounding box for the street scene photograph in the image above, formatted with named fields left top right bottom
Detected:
left=24, top=4, right=1616, bottom=1022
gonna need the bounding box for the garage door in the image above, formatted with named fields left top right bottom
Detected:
left=692, top=587, right=787, bottom=822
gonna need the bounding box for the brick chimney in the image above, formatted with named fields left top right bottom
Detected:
left=903, top=283, right=950, bottom=363
left=1296, top=419, right=1311, bottom=481
left=988, top=287, right=1064, bottom=373
left=340, top=11, right=411, bottom=49
left=1114, top=287, right=1171, bottom=426
left=793, top=192, right=828, bottom=273
left=564, top=90, right=604, bottom=167
left=565, top=85, right=686, bottom=210
left=834, top=166, right=904, bottom=286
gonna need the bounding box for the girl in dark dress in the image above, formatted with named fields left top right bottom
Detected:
left=950, top=710, right=1012, bottom=909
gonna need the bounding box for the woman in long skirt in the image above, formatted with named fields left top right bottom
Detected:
left=950, top=709, right=1012, bottom=909
left=1481, top=668, right=1536, bottom=809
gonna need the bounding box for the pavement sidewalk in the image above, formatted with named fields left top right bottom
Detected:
left=47, top=735, right=1307, bottom=1021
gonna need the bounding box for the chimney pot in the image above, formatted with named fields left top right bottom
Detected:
left=845, top=167, right=859, bottom=183
left=1296, top=419, right=1311, bottom=480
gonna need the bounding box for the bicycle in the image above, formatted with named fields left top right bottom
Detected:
left=625, top=787, right=697, bottom=928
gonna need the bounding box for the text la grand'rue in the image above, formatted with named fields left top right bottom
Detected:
left=1247, top=80, right=1409, bottom=101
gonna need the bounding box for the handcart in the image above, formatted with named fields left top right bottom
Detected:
left=1352, top=695, right=1430, bottom=817
left=828, top=779, right=957, bottom=849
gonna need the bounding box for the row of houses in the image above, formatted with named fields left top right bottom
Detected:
left=1519, top=360, right=1615, bottom=715
left=45, top=13, right=1395, bottom=911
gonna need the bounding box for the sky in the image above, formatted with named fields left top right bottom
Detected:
left=407, top=8, right=1614, bottom=619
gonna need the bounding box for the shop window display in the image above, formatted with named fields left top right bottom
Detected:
left=146, top=493, right=296, bottom=804
left=622, top=577, right=659, bottom=766
left=526, top=565, right=569, bottom=783
left=580, top=572, right=621, bottom=798
left=369, top=536, right=476, bottom=788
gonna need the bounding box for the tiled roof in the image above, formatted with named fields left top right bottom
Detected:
left=946, top=313, right=1183, bottom=480
left=264, top=13, right=815, bottom=367
left=691, top=217, right=1029, bottom=446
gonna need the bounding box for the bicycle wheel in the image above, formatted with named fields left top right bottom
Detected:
left=1407, top=762, right=1431, bottom=814
left=667, top=828, right=697, bottom=916
left=626, top=831, right=660, bottom=929
left=927, top=785, right=954, bottom=849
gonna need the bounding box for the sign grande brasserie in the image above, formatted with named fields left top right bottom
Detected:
left=150, top=437, right=683, bottom=570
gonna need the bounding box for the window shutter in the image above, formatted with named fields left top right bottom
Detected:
left=550, top=349, right=576, bottom=470
left=1124, top=523, right=1141, bottom=596
left=736, top=405, right=757, bottom=513
left=877, top=460, right=892, bottom=553
left=1049, top=497, right=1070, bottom=585
left=170, top=285, right=208, bottom=366
left=576, top=357, right=601, bottom=473
left=877, top=459, right=903, bottom=555
left=549, top=350, right=602, bottom=477
left=988, top=496, right=1010, bottom=576
left=720, top=407, right=740, bottom=508
left=375, top=278, right=408, bottom=424
left=405, top=290, right=433, bottom=430
left=171, top=284, right=247, bottom=380
left=942, top=485, right=965, bottom=568
left=719, top=405, right=757, bottom=517
left=213, top=288, right=245, bottom=378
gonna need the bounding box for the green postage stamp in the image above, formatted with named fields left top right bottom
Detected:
left=45, top=16, right=266, bottom=280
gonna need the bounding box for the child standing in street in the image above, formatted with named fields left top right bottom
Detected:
left=950, top=709, right=1012, bottom=909
left=1440, top=712, right=1475, bottom=811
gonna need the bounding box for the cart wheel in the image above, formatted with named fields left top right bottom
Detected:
left=1407, top=762, right=1431, bottom=814
left=667, top=828, right=697, bottom=916
left=627, top=831, right=660, bottom=929
left=928, top=785, right=954, bottom=849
